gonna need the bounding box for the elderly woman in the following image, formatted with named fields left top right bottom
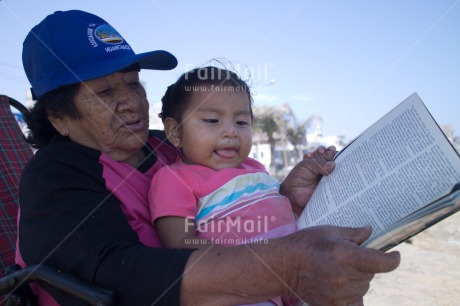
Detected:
left=16, top=10, right=400, bottom=306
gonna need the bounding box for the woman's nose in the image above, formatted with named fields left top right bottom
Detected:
left=116, top=85, right=144, bottom=112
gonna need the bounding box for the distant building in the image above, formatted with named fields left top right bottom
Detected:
left=149, top=102, right=163, bottom=130
left=441, top=124, right=455, bottom=142
left=453, top=137, right=460, bottom=153
left=306, top=119, right=346, bottom=151
left=441, top=124, right=460, bottom=153
left=249, top=142, right=271, bottom=171
left=25, top=88, right=34, bottom=108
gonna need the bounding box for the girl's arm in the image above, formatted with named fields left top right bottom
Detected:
left=156, top=216, right=211, bottom=249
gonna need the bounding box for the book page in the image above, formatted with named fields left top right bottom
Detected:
left=297, top=93, right=460, bottom=240
left=362, top=185, right=460, bottom=250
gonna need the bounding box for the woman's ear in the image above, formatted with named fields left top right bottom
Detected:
left=163, top=117, right=181, bottom=148
left=47, top=114, right=70, bottom=137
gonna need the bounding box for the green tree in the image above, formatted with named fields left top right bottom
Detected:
left=253, top=106, right=284, bottom=170
left=286, top=122, right=307, bottom=162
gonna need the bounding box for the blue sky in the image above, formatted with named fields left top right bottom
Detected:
left=1, top=0, right=459, bottom=142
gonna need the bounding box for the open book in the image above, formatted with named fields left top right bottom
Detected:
left=297, top=93, right=460, bottom=251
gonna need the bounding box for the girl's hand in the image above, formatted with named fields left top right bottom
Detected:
left=280, top=146, right=337, bottom=216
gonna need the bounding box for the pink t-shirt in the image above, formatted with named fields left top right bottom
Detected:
left=149, top=157, right=296, bottom=246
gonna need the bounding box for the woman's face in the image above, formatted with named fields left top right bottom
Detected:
left=61, top=71, right=149, bottom=164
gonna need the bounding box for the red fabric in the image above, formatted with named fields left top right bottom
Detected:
left=0, top=95, right=33, bottom=277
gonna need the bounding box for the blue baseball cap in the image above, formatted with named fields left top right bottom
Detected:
left=23, top=10, right=178, bottom=99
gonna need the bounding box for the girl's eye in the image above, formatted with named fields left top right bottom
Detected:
left=236, top=120, right=249, bottom=126
left=203, top=119, right=219, bottom=124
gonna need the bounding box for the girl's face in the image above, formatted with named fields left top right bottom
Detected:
left=171, top=85, right=253, bottom=170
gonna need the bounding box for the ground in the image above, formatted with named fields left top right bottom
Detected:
left=364, top=212, right=460, bottom=306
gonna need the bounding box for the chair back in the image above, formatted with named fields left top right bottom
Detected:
left=0, top=95, right=33, bottom=277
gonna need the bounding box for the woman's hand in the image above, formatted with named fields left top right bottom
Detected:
left=282, top=225, right=400, bottom=305
left=280, top=146, right=337, bottom=216
left=181, top=225, right=400, bottom=306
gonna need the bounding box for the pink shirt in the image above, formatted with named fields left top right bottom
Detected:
left=149, top=158, right=296, bottom=246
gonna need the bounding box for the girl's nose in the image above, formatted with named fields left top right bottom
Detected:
left=223, top=122, right=237, bottom=138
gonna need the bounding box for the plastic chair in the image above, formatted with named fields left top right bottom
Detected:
left=0, top=95, right=32, bottom=276
left=0, top=95, right=114, bottom=305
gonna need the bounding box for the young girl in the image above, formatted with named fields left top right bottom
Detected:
left=148, top=66, right=335, bottom=305
left=149, top=66, right=297, bottom=251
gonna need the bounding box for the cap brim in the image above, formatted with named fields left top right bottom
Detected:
left=137, top=50, right=178, bottom=70
left=59, top=50, right=178, bottom=90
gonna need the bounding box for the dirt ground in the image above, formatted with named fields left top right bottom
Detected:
left=364, top=212, right=460, bottom=306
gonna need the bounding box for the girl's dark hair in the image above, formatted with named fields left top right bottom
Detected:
left=25, top=83, right=81, bottom=149
left=160, top=66, right=254, bottom=123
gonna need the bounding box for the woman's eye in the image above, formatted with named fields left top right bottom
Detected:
left=96, top=88, right=112, bottom=95
left=129, top=81, right=141, bottom=87
left=203, top=119, right=219, bottom=124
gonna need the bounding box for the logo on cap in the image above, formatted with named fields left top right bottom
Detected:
left=94, top=25, right=123, bottom=44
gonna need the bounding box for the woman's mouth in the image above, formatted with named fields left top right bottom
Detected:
left=123, top=118, right=145, bottom=132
